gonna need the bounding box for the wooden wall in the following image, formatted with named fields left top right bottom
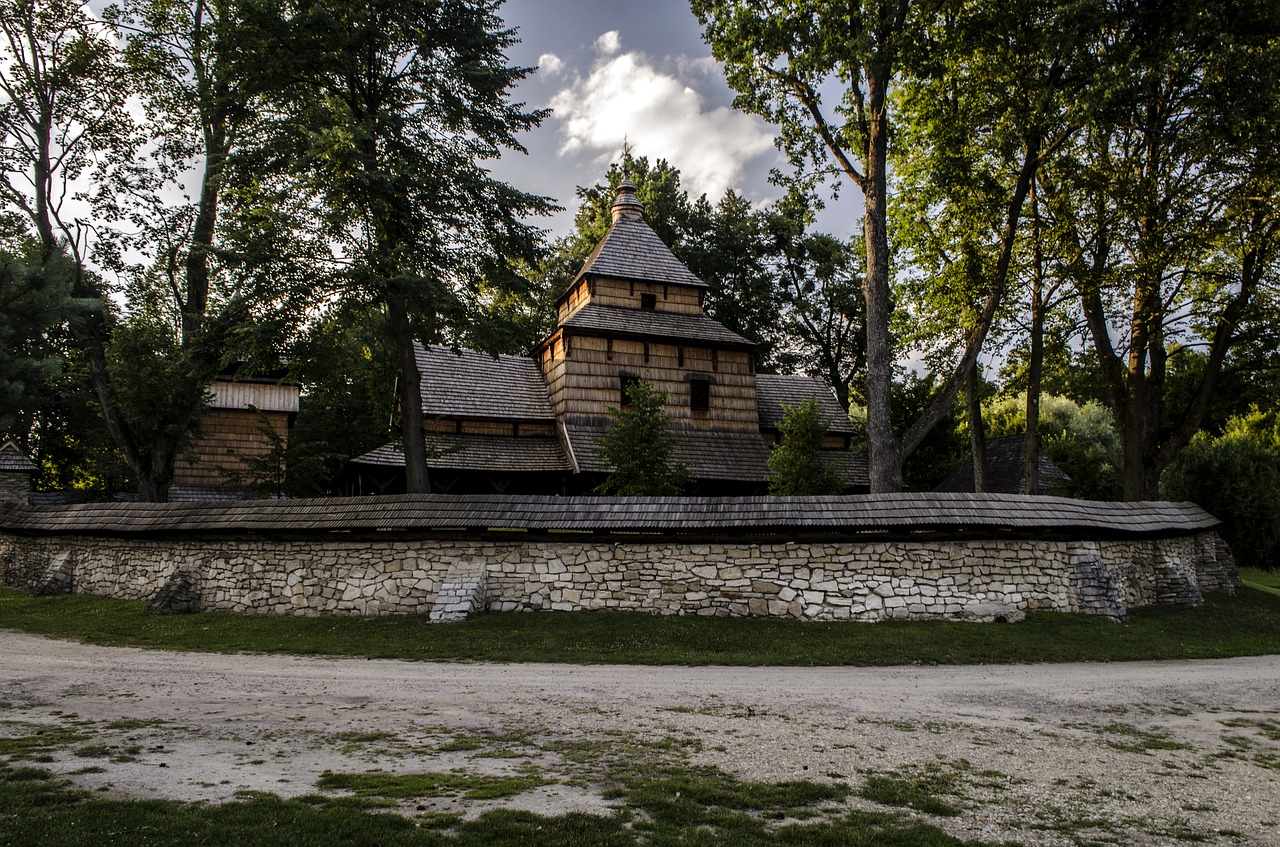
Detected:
left=544, top=334, right=758, bottom=432
left=559, top=275, right=703, bottom=322
left=209, top=380, right=299, bottom=413
left=173, top=408, right=290, bottom=487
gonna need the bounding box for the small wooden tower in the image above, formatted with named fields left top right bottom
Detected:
left=170, top=373, right=300, bottom=499
left=535, top=176, right=773, bottom=489
left=0, top=439, right=37, bottom=505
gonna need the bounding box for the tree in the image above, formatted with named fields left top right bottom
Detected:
left=695, top=0, right=1086, bottom=492
left=1162, top=409, right=1280, bottom=570
left=765, top=209, right=865, bottom=408
left=0, top=249, right=84, bottom=440
left=767, top=397, right=842, bottom=495
left=261, top=0, right=551, bottom=494
left=985, top=392, right=1123, bottom=500
left=1045, top=0, right=1280, bottom=499
left=2, top=0, right=278, bottom=500
left=595, top=379, right=690, bottom=496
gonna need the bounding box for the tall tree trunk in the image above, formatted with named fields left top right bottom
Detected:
left=389, top=294, right=430, bottom=494
left=862, top=72, right=901, bottom=493
left=967, top=368, right=987, bottom=493
left=1025, top=180, right=1044, bottom=495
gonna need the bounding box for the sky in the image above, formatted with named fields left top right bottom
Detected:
left=485, top=0, right=858, bottom=240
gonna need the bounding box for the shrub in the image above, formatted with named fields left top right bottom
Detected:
left=1162, top=413, right=1280, bottom=570
left=767, top=397, right=843, bottom=495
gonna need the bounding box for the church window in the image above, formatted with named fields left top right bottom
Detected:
left=640, top=293, right=657, bottom=310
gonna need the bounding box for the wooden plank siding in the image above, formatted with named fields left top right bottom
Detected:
left=173, top=408, right=289, bottom=487
left=546, top=335, right=759, bottom=432
left=209, top=381, right=299, bottom=413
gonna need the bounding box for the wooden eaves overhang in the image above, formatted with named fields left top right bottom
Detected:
left=0, top=494, right=1221, bottom=544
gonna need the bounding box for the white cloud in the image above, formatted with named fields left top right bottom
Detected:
left=537, top=52, right=564, bottom=76
left=548, top=40, right=774, bottom=200
left=594, top=30, right=621, bottom=55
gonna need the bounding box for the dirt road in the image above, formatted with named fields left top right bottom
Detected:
left=1, top=632, right=1277, bottom=845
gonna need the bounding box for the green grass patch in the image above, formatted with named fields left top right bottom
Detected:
left=0, top=724, right=91, bottom=761
left=1240, top=568, right=1280, bottom=596
left=858, top=763, right=964, bottom=817
left=0, top=762, right=1012, bottom=846
left=1097, top=721, right=1192, bottom=754
left=3, top=585, right=1279, bottom=666
left=316, top=769, right=549, bottom=801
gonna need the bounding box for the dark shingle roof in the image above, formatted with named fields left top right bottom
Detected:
left=0, top=440, right=37, bottom=474
left=0, top=493, right=1220, bottom=538
left=756, top=374, right=854, bottom=434
left=562, top=418, right=868, bottom=487
left=935, top=434, right=1070, bottom=495
left=351, top=435, right=571, bottom=474
left=576, top=215, right=706, bottom=288
left=563, top=304, right=755, bottom=348
left=416, top=345, right=554, bottom=421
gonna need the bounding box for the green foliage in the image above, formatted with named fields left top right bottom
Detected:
left=1162, top=410, right=1280, bottom=570
left=0, top=250, right=83, bottom=440
left=985, top=393, right=1123, bottom=500
left=285, top=304, right=398, bottom=495
left=767, top=398, right=843, bottom=496
left=594, top=380, right=690, bottom=496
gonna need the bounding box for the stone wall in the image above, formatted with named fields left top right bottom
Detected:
left=0, top=528, right=1238, bottom=622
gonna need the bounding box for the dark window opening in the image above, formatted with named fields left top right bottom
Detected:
left=712, top=349, right=719, bottom=371
left=643, top=342, right=650, bottom=363
left=663, top=284, right=669, bottom=300
left=606, top=338, right=613, bottom=361
left=640, top=293, right=657, bottom=310
left=629, top=281, right=635, bottom=295
left=620, top=373, right=640, bottom=406
left=677, top=346, right=684, bottom=367
left=690, top=379, right=710, bottom=412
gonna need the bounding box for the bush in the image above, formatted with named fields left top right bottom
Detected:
left=1162, top=412, right=1280, bottom=570
left=595, top=379, right=690, bottom=495
left=985, top=393, right=1123, bottom=500
left=767, top=397, right=843, bottom=495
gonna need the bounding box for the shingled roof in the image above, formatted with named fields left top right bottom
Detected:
left=560, top=418, right=868, bottom=488
left=0, top=440, right=36, bottom=474
left=935, top=434, right=1070, bottom=495
left=351, top=435, right=571, bottom=474
left=563, top=304, right=756, bottom=348
left=575, top=215, right=706, bottom=288
left=0, top=493, right=1220, bottom=538
left=756, top=374, right=855, bottom=434
left=417, top=345, right=554, bottom=421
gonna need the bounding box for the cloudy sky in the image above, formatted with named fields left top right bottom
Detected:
left=486, top=0, right=858, bottom=240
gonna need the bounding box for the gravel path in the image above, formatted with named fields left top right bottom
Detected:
left=1, top=632, right=1277, bottom=845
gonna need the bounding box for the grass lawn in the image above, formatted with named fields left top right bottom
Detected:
left=1240, top=567, right=1280, bottom=596
left=2, top=584, right=1279, bottom=666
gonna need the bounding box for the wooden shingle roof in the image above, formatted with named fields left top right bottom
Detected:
left=562, top=419, right=868, bottom=487
left=417, top=345, right=554, bottom=421
left=563, top=304, right=756, bottom=348
left=0, top=440, right=36, bottom=474
left=351, top=435, right=571, bottom=474
left=0, top=493, right=1220, bottom=538
left=756, top=374, right=855, bottom=434
left=935, top=434, right=1070, bottom=495
left=575, top=215, right=706, bottom=288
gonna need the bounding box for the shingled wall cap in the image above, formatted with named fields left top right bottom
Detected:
left=611, top=177, right=645, bottom=223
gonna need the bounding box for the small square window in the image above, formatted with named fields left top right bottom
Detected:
left=640, top=293, right=657, bottom=310
left=690, top=379, right=710, bottom=412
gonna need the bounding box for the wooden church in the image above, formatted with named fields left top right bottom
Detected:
left=344, top=177, right=868, bottom=496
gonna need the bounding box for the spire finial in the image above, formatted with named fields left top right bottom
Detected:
left=621, top=136, right=633, bottom=179
left=611, top=141, right=644, bottom=224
